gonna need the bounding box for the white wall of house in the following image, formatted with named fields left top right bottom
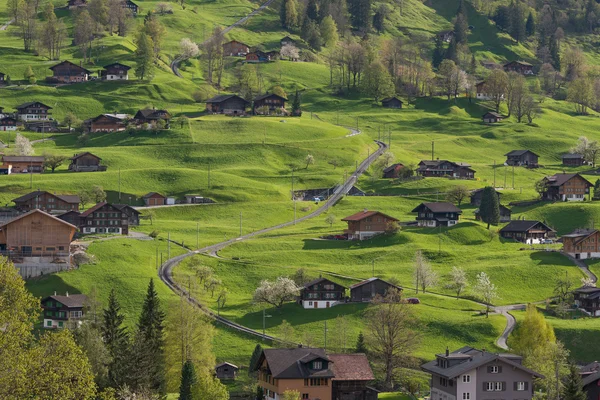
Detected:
left=457, top=369, right=477, bottom=400
left=476, top=93, right=491, bottom=100
left=418, top=220, right=437, bottom=227
left=567, top=252, right=600, bottom=260
left=43, top=318, right=65, bottom=329
left=430, top=388, right=456, bottom=400
left=563, top=194, right=585, bottom=201
left=302, top=300, right=340, bottom=309
left=105, top=74, right=129, bottom=80
left=0, top=125, right=17, bottom=131
left=18, top=114, right=50, bottom=121
left=83, top=227, right=123, bottom=234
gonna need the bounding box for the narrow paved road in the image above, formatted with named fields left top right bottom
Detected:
left=170, top=0, right=276, bottom=77
left=0, top=18, right=14, bottom=31
left=158, top=140, right=387, bottom=342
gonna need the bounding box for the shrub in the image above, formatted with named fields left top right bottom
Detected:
left=149, top=230, right=160, bottom=238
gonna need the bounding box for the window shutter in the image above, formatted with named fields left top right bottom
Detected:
left=487, top=366, right=492, bottom=373
left=502, top=382, right=506, bottom=391
left=514, top=382, right=518, bottom=391
left=483, top=382, right=488, bottom=391
left=498, top=366, right=503, bottom=373
left=525, top=382, right=529, bottom=391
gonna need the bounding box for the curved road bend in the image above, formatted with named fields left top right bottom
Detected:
left=170, top=0, right=276, bottom=77
left=158, top=140, right=387, bottom=342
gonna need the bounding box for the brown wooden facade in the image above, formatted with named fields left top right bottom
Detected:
left=15, top=102, right=52, bottom=121
left=68, top=152, right=107, bottom=172
left=79, top=202, right=129, bottom=235
left=299, top=277, right=346, bottom=309
left=48, top=60, right=90, bottom=83
left=417, top=160, right=475, bottom=179
left=1, top=156, right=45, bottom=174
left=341, top=210, right=399, bottom=240
left=253, top=93, right=287, bottom=114
left=349, top=278, right=402, bottom=302
left=542, top=173, right=592, bottom=202
left=562, top=154, right=585, bottom=166
left=206, top=94, right=249, bottom=115
left=87, top=114, right=127, bottom=133
left=0, top=210, right=76, bottom=256
left=222, top=40, right=250, bottom=56
left=562, top=229, right=600, bottom=260
left=13, top=191, right=80, bottom=212
left=143, top=192, right=167, bottom=206
left=503, top=61, right=534, bottom=75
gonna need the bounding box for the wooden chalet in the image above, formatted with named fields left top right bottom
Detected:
left=85, top=114, right=128, bottom=133
left=475, top=204, right=512, bottom=223
left=13, top=191, right=80, bottom=213
left=470, top=188, right=502, bottom=206
left=382, top=163, right=404, bottom=179
left=215, top=362, right=239, bottom=380
left=503, top=61, right=534, bottom=75
left=1, top=155, right=45, bottom=174
left=15, top=102, right=52, bottom=121
left=0, top=209, right=77, bottom=261
left=476, top=81, right=490, bottom=100
left=574, top=287, right=600, bottom=317
left=438, top=30, right=454, bottom=43
left=142, top=192, right=167, bottom=206
left=246, top=50, right=271, bottom=63
left=542, top=173, right=592, bottom=202
left=482, top=111, right=503, bottom=123
left=0, top=106, right=5, bottom=117
left=581, top=362, right=600, bottom=400
left=205, top=94, right=249, bottom=115
left=134, top=108, right=171, bottom=128
left=505, top=150, right=539, bottom=167
left=341, top=210, right=399, bottom=240
left=100, top=63, right=131, bottom=80
left=412, top=202, right=462, bottom=227
left=280, top=36, right=296, bottom=47
left=562, top=229, right=600, bottom=260
left=79, top=202, right=129, bottom=235
left=0, top=117, right=18, bottom=131
left=57, top=210, right=81, bottom=227
left=222, top=40, right=250, bottom=56
left=253, top=348, right=376, bottom=400
left=113, top=204, right=141, bottom=226
left=417, top=159, right=475, bottom=179
left=253, top=93, right=287, bottom=114
left=349, top=278, right=402, bottom=302
left=68, top=152, right=107, bottom=172
left=123, top=0, right=138, bottom=14
left=0, top=72, right=5, bottom=84
left=67, top=0, right=87, bottom=8
left=42, top=292, right=87, bottom=329
left=381, top=97, right=403, bottom=109
left=299, top=277, right=346, bottom=309
left=48, top=60, right=91, bottom=83
left=562, top=153, right=585, bottom=167
left=499, top=220, right=554, bottom=244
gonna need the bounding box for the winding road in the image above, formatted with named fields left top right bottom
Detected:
left=170, top=0, right=276, bottom=77
left=158, top=139, right=387, bottom=342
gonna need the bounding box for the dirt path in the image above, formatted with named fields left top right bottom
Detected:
left=0, top=19, right=14, bottom=31
left=170, top=0, right=275, bottom=77
left=158, top=139, right=387, bottom=342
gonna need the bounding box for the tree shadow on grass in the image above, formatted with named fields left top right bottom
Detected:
left=302, top=234, right=410, bottom=250
left=25, top=273, right=81, bottom=299
left=529, top=251, right=573, bottom=266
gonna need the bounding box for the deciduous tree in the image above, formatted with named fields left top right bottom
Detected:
left=43, top=154, right=66, bottom=172
left=447, top=266, right=468, bottom=298
left=413, top=250, right=437, bottom=293
left=571, top=136, right=600, bottom=167
left=446, top=185, right=469, bottom=206
left=474, top=271, right=497, bottom=317
left=361, top=60, right=395, bottom=102
left=253, top=277, right=299, bottom=308
left=485, top=69, right=508, bottom=112
left=15, top=133, right=33, bottom=155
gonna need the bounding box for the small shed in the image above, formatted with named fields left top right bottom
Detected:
left=215, top=362, right=238, bottom=380
left=482, top=112, right=503, bottom=123
left=350, top=278, right=402, bottom=302
left=381, top=97, right=403, bottom=109
left=382, top=163, right=404, bottom=179
left=562, top=153, right=585, bottom=167
left=143, top=192, right=167, bottom=206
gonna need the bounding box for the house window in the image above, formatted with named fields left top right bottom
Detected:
left=313, top=361, right=322, bottom=369
left=463, top=394, right=470, bottom=400
left=58, top=321, right=63, bottom=328
left=517, top=382, right=526, bottom=391
left=46, top=320, right=52, bottom=327
left=485, top=382, right=494, bottom=392
left=302, top=395, right=309, bottom=400
left=494, top=382, right=503, bottom=391
left=490, top=366, right=499, bottom=373
left=308, top=301, right=313, bottom=306
left=462, top=375, right=471, bottom=383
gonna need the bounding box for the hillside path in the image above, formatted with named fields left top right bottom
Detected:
left=170, top=0, right=275, bottom=77
left=0, top=19, right=14, bottom=31
left=158, top=139, right=386, bottom=343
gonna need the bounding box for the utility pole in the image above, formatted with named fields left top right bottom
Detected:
left=30, top=168, right=32, bottom=189
left=431, top=141, right=435, bottom=160
left=512, top=165, right=515, bottom=189
left=208, top=163, right=211, bottom=189
left=291, top=169, right=295, bottom=200
left=196, top=221, right=199, bottom=249
left=504, top=165, right=507, bottom=188
left=493, top=160, right=496, bottom=188
left=118, top=168, right=121, bottom=200
left=239, top=212, right=242, bottom=236
left=372, top=259, right=375, bottom=277
left=294, top=200, right=297, bottom=225
left=324, top=320, right=328, bottom=351
left=262, top=308, right=272, bottom=339
left=168, top=232, right=171, bottom=259
left=156, top=247, right=159, bottom=270
left=438, top=224, right=442, bottom=254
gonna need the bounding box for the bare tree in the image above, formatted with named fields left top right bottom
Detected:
left=446, top=185, right=469, bottom=206
left=16, top=1, right=37, bottom=52
left=474, top=272, right=498, bottom=317
left=365, top=289, right=420, bottom=390
left=446, top=266, right=468, bottom=298
left=413, top=250, right=437, bottom=293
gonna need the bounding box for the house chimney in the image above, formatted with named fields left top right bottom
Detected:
left=80, top=60, right=82, bottom=68
left=445, top=347, right=449, bottom=356
left=363, top=208, right=368, bottom=213
left=66, top=291, right=69, bottom=297
left=54, top=291, right=57, bottom=295
left=298, top=343, right=303, bottom=348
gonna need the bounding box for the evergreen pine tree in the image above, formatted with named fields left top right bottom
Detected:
left=563, top=363, right=587, bottom=400
left=432, top=37, right=445, bottom=69
left=280, top=0, right=288, bottom=28
left=133, top=279, right=166, bottom=396
left=469, top=54, right=477, bottom=75
left=479, top=187, right=500, bottom=229
left=373, top=10, right=384, bottom=33
left=291, top=90, right=301, bottom=116
left=594, top=179, right=600, bottom=200
left=248, top=344, right=263, bottom=375
left=509, top=1, right=525, bottom=42
left=355, top=332, right=367, bottom=353
left=179, top=360, right=197, bottom=400
left=525, top=12, right=535, bottom=37
left=134, top=31, right=155, bottom=81
left=454, top=12, right=469, bottom=44
left=549, top=34, right=561, bottom=71
left=101, top=288, right=130, bottom=388
left=456, top=0, right=467, bottom=18
left=444, top=38, right=458, bottom=62
left=306, top=0, right=319, bottom=22
left=348, top=0, right=371, bottom=32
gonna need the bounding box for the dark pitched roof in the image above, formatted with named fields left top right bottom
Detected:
left=483, top=112, right=503, bottom=118
left=42, top=293, right=88, bottom=308
left=49, top=60, right=91, bottom=74
left=15, top=102, right=52, bottom=111
left=80, top=202, right=117, bottom=217
left=411, top=202, right=462, bottom=214
left=582, top=370, right=600, bottom=387
left=421, top=346, right=542, bottom=380
left=142, top=192, right=166, bottom=199
left=505, top=149, right=539, bottom=157
left=302, top=277, right=346, bottom=290
left=349, top=277, right=402, bottom=291
left=260, top=348, right=334, bottom=379
left=136, top=108, right=171, bottom=120
left=69, top=152, right=101, bottom=161
left=381, top=96, right=403, bottom=103
left=562, top=229, right=598, bottom=240
left=418, top=160, right=472, bottom=169
left=223, top=40, right=250, bottom=47
left=329, top=354, right=374, bottom=381
left=505, top=60, right=533, bottom=67
left=113, top=204, right=141, bottom=215
left=102, top=62, right=131, bottom=70
left=206, top=94, right=250, bottom=104
left=383, top=163, right=404, bottom=173
left=12, top=191, right=80, bottom=204
left=2, top=155, right=45, bottom=163
left=0, top=209, right=77, bottom=230
left=254, top=93, right=288, bottom=101
left=341, top=210, right=399, bottom=222
left=545, top=173, right=592, bottom=187
left=499, top=220, right=555, bottom=233
left=215, top=362, right=238, bottom=369
left=562, top=153, right=584, bottom=159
